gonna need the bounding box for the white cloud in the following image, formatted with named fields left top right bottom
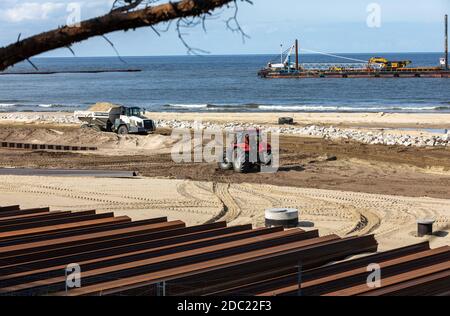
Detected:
left=1, top=2, right=66, bottom=22
left=0, top=1, right=117, bottom=23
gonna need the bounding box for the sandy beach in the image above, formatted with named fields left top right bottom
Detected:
left=0, top=111, right=449, bottom=252
left=2, top=111, right=450, bottom=148
left=143, top=111, right=450, bottom=129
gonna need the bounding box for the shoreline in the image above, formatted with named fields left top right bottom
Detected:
left=1, top=111, right=450, bottom=148
left=145, top=111, right=450, bottom=129
left=1, top=111, right=450, bottom=128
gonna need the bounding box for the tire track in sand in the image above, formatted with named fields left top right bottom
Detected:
left=207, top=182, right=241, bottom=224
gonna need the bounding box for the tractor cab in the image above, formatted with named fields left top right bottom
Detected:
left=219, top=128, right=272, bottom=173
left=232, top=129, right=270, bottom=152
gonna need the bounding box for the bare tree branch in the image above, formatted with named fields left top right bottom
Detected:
left=176, top=17, right=210, bottom=55
left=111, top=0, right=146, bottom=13
left=0, top=0, right=240, bottom=71
left=226, top=0, right=250, bottom=43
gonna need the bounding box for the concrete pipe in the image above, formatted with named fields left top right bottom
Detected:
left=265, top=208, right=299, bottom=228
left=417, top=219, right=435, bottom=237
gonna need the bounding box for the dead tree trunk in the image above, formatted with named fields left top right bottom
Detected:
left=0, top=0, right=235, bottom=71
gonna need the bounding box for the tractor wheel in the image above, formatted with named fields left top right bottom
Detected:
left=218, top=151, right=233, bottom=170
left=232, top=148, right=250, bottom=173
left=117, top=125, right=129, bottom=135
left=260, top=151, right=272, bottom=166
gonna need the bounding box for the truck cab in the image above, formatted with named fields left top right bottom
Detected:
left=115, top=106, right=156, bottom=135
left=123, top=107, right=144, bottom=117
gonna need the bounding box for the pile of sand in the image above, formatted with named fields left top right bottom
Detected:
left=87, top=102, right=121, bottom=112
left=0, top=126, right=177, bottom=155
left=102, top=133, right=178, bottom=155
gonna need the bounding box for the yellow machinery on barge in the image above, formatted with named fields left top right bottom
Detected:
left=259, top=15, right=449, bottom=79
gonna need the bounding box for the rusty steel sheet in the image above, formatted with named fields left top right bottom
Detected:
left=0, top=217, right=170, bottom=247
left=165, top=235, right=377, bottom=296
left=298, top=241, right=431, bottom=281
left=0, top=221, right=219, bottom=259
left=1, top=205, right=443, bottom=296
left=324, top=261, right=450, bottom=296
left=0, top=207, right=50, bottom=219
left=0, top=210, right=76, bottom=223
left=49, top=235, right=351, bottom=296
left=1, top=229, right=320, bottom=295
left=193, top=242, right=432, bottom=296
left=359, top=270, right=450, bottom=296
left=0, top=223, right=252, bottom=273
left=0, top=216, right=132, bottom=240
left=0, top=226, right=294, bottom=286
left=0, top=142, right=97, bottom=151
left=0, top=205, right=20, bottom=212
left=255, top=246, right=450, bottom=296
left=0, top=211, right=113, bottom=232
left=304, top=246, right=450, bottom=296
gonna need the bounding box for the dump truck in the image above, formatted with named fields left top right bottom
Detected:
left=75, top=102, right=156, bottom=135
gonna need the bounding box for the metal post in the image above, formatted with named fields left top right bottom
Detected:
left=288, top=54, right=291, bottom=73
left=297, top=260, right=303, bottom=296
left=65, top=269, right=68, bottom=295
left=156, top=281, right=166, bottom=296
left=295, top=39, right=299, bottom=71
left=280, top=44, right=283, bottom=65
left=445, top=14, right=448, bottom=70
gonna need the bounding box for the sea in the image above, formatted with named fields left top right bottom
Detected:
left=0, top=53, right=449, bottom=113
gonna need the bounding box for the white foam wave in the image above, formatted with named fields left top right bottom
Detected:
left=258, top=105, right=448, bottom=112
left=167, top=103, right=209, bottom=109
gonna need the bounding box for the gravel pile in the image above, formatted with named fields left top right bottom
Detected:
left=0, top=113, right=448, bottom=147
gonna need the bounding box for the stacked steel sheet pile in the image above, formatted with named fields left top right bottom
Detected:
left=0, top=205, right=448, bottom=296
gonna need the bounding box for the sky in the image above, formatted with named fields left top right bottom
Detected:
left=0, top=0, right=449, bottom=57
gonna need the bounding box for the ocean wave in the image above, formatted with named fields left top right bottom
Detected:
left=165, top=103, right=262, bottom=110
left=0, top=103, right=69, bottom=109
left=434, top=106, right=450, bottom=111
left=38, top=104, right=64, bottom=108
left=258, top=105, right=450, bottom=112
left=259, top=105, right=344, bottom=111
left=165, top=103, right=210, bottom=109
left=163, top=102, right=450, bottom=112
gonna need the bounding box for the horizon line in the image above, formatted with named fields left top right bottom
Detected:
left=33, top=51, right=446, bottom=59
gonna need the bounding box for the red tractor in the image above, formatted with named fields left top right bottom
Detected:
left=218, top=129, right=272, bottom=173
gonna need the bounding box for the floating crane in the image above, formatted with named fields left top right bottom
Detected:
left=259, top=15, right=449, bottom=79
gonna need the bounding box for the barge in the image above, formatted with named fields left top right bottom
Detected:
left=259, top=15, right=449, bottom=79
